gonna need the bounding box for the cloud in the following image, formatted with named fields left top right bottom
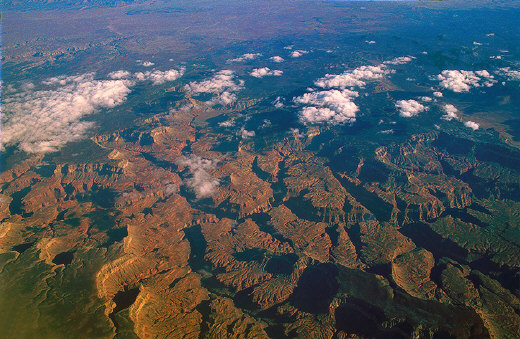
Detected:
left=384, top=56, right=415, bottom=65
left=250, top=67, right=283, bottom=78
left=437, top=70, right=496, bottom=92
left=108, top=70, right=132, bottom=79
left=314, top=64, right=391, bottom=89
left=238, top=127, right=255, bottom=139
left=273, top=96, right=284, bottom=108
left=269, top=56, right=285, bottom=63
left=176, top=155, right=220, bottom=199
left=464, top=121, right=479, bottom=130
left=395, top=99, right=427, bottom=117
left=135, top=68, right=185, bottom=85
left=137, top=60, right=155, bottom=67
left=218, top=120, right=235, bottom=127
left=433, top=91, right=443, bottom=97
left=283, top=45, right=294, bottom=50
left=290, top=50, right=308, bottom=58
left=441, top=104, right=459, bottom=121
left=2, top=73, right=133, bottom=153
left=365, top=40, right=376, bottom=44
left=295, top=89, right=359, bottom=125
left=184, top=70, right=244, bottom=105
left=228, top=53, right=262, bottom=63
left=497, top=67, right=520, bottom=81
left=420, top=96, right=433, bottom=102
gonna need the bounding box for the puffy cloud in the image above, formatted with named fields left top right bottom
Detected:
left=437, top=70, right=496, bottom=92
left=290, top=50, right=308, bottom=58
left=441, top=104, right=459, bottom=121
left=314, top=64, right=391, bottom=89
left=185, top=70, right=243, bottom=94
left=395, top=99, right=427, bottom=117
left=2, top=73, right=133, bottom=153
left=433, top=91, right=443, bottom=97
left=184, top=70, right=244, bottom=105
left=250, top=67, right=283, bottom=78
left=497, top=67, right=520, bottom=81
left=273, top=96, right=284, bottom=108
left=176, top=155, right=220, bottom=199
left=464, top=121, right=480, bottom=130
left=420, top=96, right=433, bottom=102
left=238, top=127, right=255, bottom=139
left=269, top=56, right=285, bottom=63
left=295, top=89, right=359, bottom=124
left=218, top=120, right=235, bottom=127
left=137, top=60, right=155, bottom=67
left=108, top=70, right=132, bottom=79
left=228, top=53, right=261, bottom=63
left=384, top=56, right=415, bottom=65
left=135, top=68, right=185, bottom=85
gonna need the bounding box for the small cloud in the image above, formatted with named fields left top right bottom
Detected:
left=290, top=50, right=308, bottom=58
left=433, top=91, right=443, bottom=97
left=421, top=96, right=433, bottom=102
left=135, top=68, right=185, bottom=85
left=228, top=53, right=262, bottom=63
left=138, top=60, right=155, bottom=67
left=184, top=70, right=243, bottom=105
left=283, top=45, right=294, bottom=50
left=395, top=99, right=427, bottom=118
left=238, top=127, right=255, bottom=139
left=314, top=64, right=391, bottom=88
left=261, top=119, right=272, bottom=128
left=295, top=89, right=359, bottom=125
left=108, top=70, right=132, bottom=79
left=269, top=56, right=285, bottom=63
left=177, top=155, right=220, bottom=199
left=365, top=40, right=376, bottom=44
left=273, top=96, right=284, bottom=108
left=384, top=56, right=415, bottom=65
left=486, top=33, right=495, bottom=37
left=441, top=104, right=459, bottom=121
left=378, top=129, right=394, bottom=134
left=437, top=69, right=496, bottom=92
left=473, top=41, right=482, bottom=46
left=497, top=67, right=520, bottom=81
left=464, top=121, right=479, bottom=130
left=250, top=67, right=283, bottom=78
left=218, top=120, right=235, bottom=127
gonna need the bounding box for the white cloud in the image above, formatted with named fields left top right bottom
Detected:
left=433, top=91, right=443, bottom=98
left=261, top=119, right=272, bottom=128
left=384, top=56, right=415, bottom=65
left=421, top=96, right=433, bottom=102
left=135, top=68, right=185, bottom=85
left=464, top=121, right=479, bottom=130
left=269, top=56, right=285, bottom=63
left=238, top=127, right=255, bottom=139
left=218, top=120, right=235, bottom=128
left=441, top=104, right=459, bottom=121
left=378, top=129, right=394, bottom=134
left=295, top=89, right=359, bottom=125
left=177, top=155, right=220, bottom=199
left=283, top=45, right=294, bottom=50
left=2, top=73, right=133, bottom=153
left=108, top=70, right=132, bottom=79
left=137, top=60, right=155, bottom=67
left=314, top=64, right=391, bottom=89
left=437, top=70, right=496, bottom=92
left=228, top=53, right=262, bottom=63
left=365, top=40, right=376, bottom=44
left=184, top=70, right=243, bottom=105
left=273, top=96, right=284, bottom=108
left=185, top=70, right=243, bottom=94
left=395, top=99, right=427, bottom=118
left=290, top=50, right=308, bottom=58
left=497, top=67, right=520, bottom=81
left=250, top=67, right=283, bottom=78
